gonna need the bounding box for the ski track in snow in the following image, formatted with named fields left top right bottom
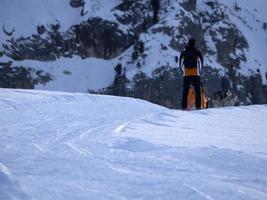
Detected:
left=183, top=183, right=215, bottom=200
left=1, top=89, right=267, bottom=200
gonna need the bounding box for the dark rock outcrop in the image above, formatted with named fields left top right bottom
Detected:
left=0, top=64, right=52, bottom=89
left=3, top=18, right=135, bottom=61
left=70, top=0, right=84, bottom=8
left=180, top=0, right=197, bottom=12
left=73, top=18, right=135, bottom=59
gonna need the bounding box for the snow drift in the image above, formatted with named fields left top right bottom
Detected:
left=0, top=163, right=30, bottom=200
left=0, top=89, right=267, bottom=199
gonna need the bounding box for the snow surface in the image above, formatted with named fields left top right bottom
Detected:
left=0, top=0, right=80, bottom=41
left=0, top=0, right=120, bottom=42
left=0, top=163, right=30, bottom=200
left=5, top=56, right=115, bottom=92
left=1, top=89, right=267, bottom=199
left=221, top=0, right=267, bottom=79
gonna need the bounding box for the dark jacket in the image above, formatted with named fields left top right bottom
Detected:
left=179, top=46, right=203, bottom=69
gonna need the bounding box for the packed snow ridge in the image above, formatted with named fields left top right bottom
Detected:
left=0, top=89, right=267, bottom=200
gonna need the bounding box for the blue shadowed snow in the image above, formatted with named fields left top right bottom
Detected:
left=0, top=89, right=267, bottom=199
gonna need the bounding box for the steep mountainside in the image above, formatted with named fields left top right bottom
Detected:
left=0, top=0, right=267, bottom=108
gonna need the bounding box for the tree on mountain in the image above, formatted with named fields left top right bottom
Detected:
left=132, top=40, right=144, bottom=61
left=142, top=18, right=148, bottom=32
left=249, top=70, right=265, bottom=104
left=151, top=0, right=160, bottom=23
left=234, top=2, right=241, bottom=11
left=132, top=72, right=151, bottom=100
left=111, top=64, right=129, bottom=96
left=150, top=66, right=182, bottom=108
left=181, top=0, right=197, bottom=12
left=48, top=23, right=64, bottom=58
left=37, top=25, right=46, bottom=35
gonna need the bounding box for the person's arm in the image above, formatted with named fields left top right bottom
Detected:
left=197, top=51, right=204, bottom=70
left=179, top=51, right=184, bottom=72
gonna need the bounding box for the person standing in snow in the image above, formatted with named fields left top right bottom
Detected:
left=179, top=38, right=204, bottom=110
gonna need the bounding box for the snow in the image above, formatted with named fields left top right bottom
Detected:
left=0, top=0, right=80, bottom=41
left=219, top=0, right=267, bottom=78
left=2, top=56, right=115, bottom=92
left=196, top=0, right=267, bottom=80
left=83, top=0, right=119, bottom=22
left=0, top=0, right=121, bottom=45
left=0, top=163, right=30, bottom=200
left=1, top=89, right=267, bottom=199
left=120, top=31, right=179, bottom=78
left=223, top=0, right=267, bottom=22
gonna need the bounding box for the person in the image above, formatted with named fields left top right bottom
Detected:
left=179, top=38, right=203, bottom=110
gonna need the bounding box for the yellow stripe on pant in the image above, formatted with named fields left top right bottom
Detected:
left=184, top=67, right=198, bottom=76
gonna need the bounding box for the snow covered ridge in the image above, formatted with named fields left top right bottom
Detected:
left=0, top=89, right=267, bottom=199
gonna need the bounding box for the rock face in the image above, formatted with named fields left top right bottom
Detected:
left=99, top=66, right=184, bottom=109
left=96, top=0, right=266, bottom=108
left=0, top=63, right=52, bottom=89
left=181, top=0, right=197, bottom=12
left=3, top=18, right=135, bottom=61
left=70, top=0, right=84, bottom=8
left=74, top=18, right=134, bottom=59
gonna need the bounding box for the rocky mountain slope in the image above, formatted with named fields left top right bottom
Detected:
left=0, top=0, right=267, bottom=108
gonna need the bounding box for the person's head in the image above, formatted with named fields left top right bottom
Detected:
left=188, top=38, right=195, bottom=47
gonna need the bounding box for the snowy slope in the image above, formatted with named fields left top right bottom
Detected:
left=118, top=0, right=267, bottom=78
left=0, top=0, right=122, bottom=92
left=1, top=89, right=267, bottom=199
left=0, top=0, right=80, bottom=41
left=0, top=0, right=120, bottom=42
left=0, top=55, right=115, bottom=92
left=220, top=0, right=267, bottom=79
left=0, top=163, right=30, bottom=200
